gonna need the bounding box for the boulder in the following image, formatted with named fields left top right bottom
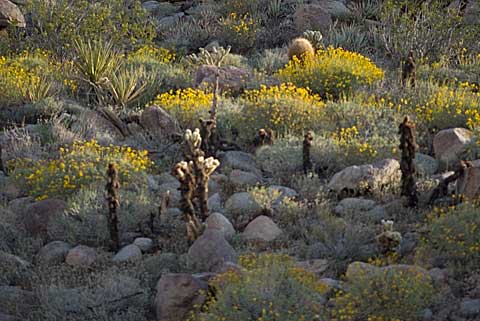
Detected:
left=65, top=245, right=96, bottom=267
left=456, top=160, right=480, bottom=200
left=0, top=0, right=25, bottom=29
left=268, top=185, right=299, bottom=207
left=296, top=259, right=329, bottom=277
left=293, top=4, right=333, bottom=33
left=112, top=244, right=142, bottom=263
left=448, top=0, right=480, bottom=25
left=317, top=0, right=351, bottom=18
left=140, top=105, right=179, bottom=136
left=133, top=237, right=153, bottom=252
left=225, top=192, right=263, bottom=229
left=459, top=298, right=480, bottom=317
left=0, top=222, right=18, bottom=253
left=242, top=216, right=282, bottom=242
left=433, top=128, right=472, bottom=166
left=158, top=12, right=185, bottom=29
left=194, top=65, right=251, bottom=95
left=0, top=286, right=35, bottom=315
left=228, top=169, right=262, bottom=187
left=154, top=273, right=207, bottom=321
left=207, top=193, right=223, bottom=213
left=219, top=151, right=259, bottom=174
left=0, top=251, right=31, bottom=286
left=415, top=153, right=439, bottom=176
left=187, top=229, right=237, bottom=272
left=205, top=212, right=235, bottom=239
left=334, top=198, right=376, bottom=216
left=36, top=241, right=71, bottom=265
left=20, top=198, right=67, bottom=239
left=328, top=159, right=400, bottom=195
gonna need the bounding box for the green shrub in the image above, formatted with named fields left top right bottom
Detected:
left=187, top=253, right=329, bottom=321
left=416, top=204, right=480, bottom=275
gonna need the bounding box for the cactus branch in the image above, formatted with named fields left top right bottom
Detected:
left=106, top=163, right=120, bottom=251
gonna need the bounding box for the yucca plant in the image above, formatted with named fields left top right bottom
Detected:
left=73, top=39, right=121, bottom=100
left=102, top=65, right=153, bottom=108
left=23, top=75, right=55, bottom=103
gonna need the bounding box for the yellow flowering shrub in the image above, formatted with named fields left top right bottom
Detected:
left=240, top=83, right=326, bottom=137
left=330, top=126, right=378, bottom=161
left=278, top=47, right=384, bottom=98
left=128, top=45, right=175, bottom=64
left=416, top=204, right=480, bottom=275
left=9, top=140, right=152, bottom=200
left=187, top=253, right=328, bottom=321
left=332, top=266, right=434, bottom=321
left=149, top=88, right=213, bottom=128
left=0, top=50, right=57, bottom=105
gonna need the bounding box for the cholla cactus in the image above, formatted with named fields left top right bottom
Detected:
left=376, top=219, right=402, bottom=256
left=302, top=30, right=324, bottom=50
left=173, top=129, right=220, bottom=241
left=105, top=163, right=120, bottom=251
left=188, top=45, right=232, bottom=68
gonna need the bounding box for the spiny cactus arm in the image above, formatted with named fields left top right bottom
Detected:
left=106, top=163, right=120, bottom=251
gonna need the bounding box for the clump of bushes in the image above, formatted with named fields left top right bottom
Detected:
left=187, top=253, right=329, bottom=321
left=278, top=47, right=384, bottom=98
left=148, top=88, right=213, bottom=129
left=332, top=264, right=435, bottom=321
left=416, top=204, right=480, bottom=275
left=9, top=139, right=152, bottom=200
left=239, top=83, right=325, bottom=137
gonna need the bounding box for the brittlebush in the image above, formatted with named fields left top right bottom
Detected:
left=9, top=140, right=152, bottom=200
left=278, top=47, right=384, bottom=98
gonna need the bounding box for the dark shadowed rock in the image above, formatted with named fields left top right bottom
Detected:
left=154, top=273, right=207, bottom=321
left=187, top=229, right=237, bottom=272
left=36, top=241, right=71, bottom=265
left=20, top=199, right=67, bottom=239
left=0, top=0, right=25, bottom=29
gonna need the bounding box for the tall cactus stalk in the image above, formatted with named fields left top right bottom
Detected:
left=106, top=163, right=120, bottom=251
left=398, top=116, right=418, bottom=207
left=303, top=131, right=314, bottom=175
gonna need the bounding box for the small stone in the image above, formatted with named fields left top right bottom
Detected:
left=459, top=298, right=480, bottom=317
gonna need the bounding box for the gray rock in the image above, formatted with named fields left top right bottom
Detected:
left=219, top=151, right=260, bottom=175
left=147, top=174, right=159, bottom=191
left=334, top=198, right=376, bottom=216
left=228, top=169, right=261, bottom=187
left=415, top=153, right=439, bottom=176
left=422, top=308, right=433, bottom=320
left=112, top=244, right=142, bottom=263
left=433, top=128, right=472, bottom=166
left=399, top=232, right=418, bottom=257
left=158, top=173, right=178, bottom=185
left=154, top=273, right=207, bottom=321
left=0, top=286, right=35, bottom=315
left=133, top=238, right=153, bottom=253
left=187, top=229, right=237, bottom=272
left=208, top=193, right=223, bottom=213
left=225, top=192, right=262, bottom=229
left=296, top=259, right=329, bottom=277
left=293, top=4, right=333, bottom=33
left=205, top=212, right=235, bottom=239
left=0, top=312, right=16, bottom=321
left=36, top=241, right=71, bottom=265
left=459, top=298, right=480, bottom=317
left=0, top=251, right=31, bottom=286
left=158, top=12, right=185, bottom=29
left=158, top=182, right=181, bottom=207
left=0, top=0, right=25, bottom=28
left=195, top=65, right=251, bottom=95
left=66, top=245, right=96, bottom=267
left=328, top=159, right=400, bottom=195
left=140, top=106, right=179, bottom=136
left=242, top=216, right=282, bottom=242
left=20, top=198, right=67, bottom=239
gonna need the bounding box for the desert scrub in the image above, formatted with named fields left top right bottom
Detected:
left=218, top=12, right=259, bottom=52
left=0, top=50, right=59, bottom=105
left=9, top=140, right=152, bottom=200
left=148, top=88, right=213, bottom=128
left=127, top=45, right=175, bottom=64
left=240, top=83, right=326, bottom=137
left=416, top=204, right=480, bottom=275
left=331, top=265, right=434, bottom=321
left=277, top=47, right=384, bottom=98
left=12, top=0, right=155, bottom=57
left=188, top=253, right=329, bottom=321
